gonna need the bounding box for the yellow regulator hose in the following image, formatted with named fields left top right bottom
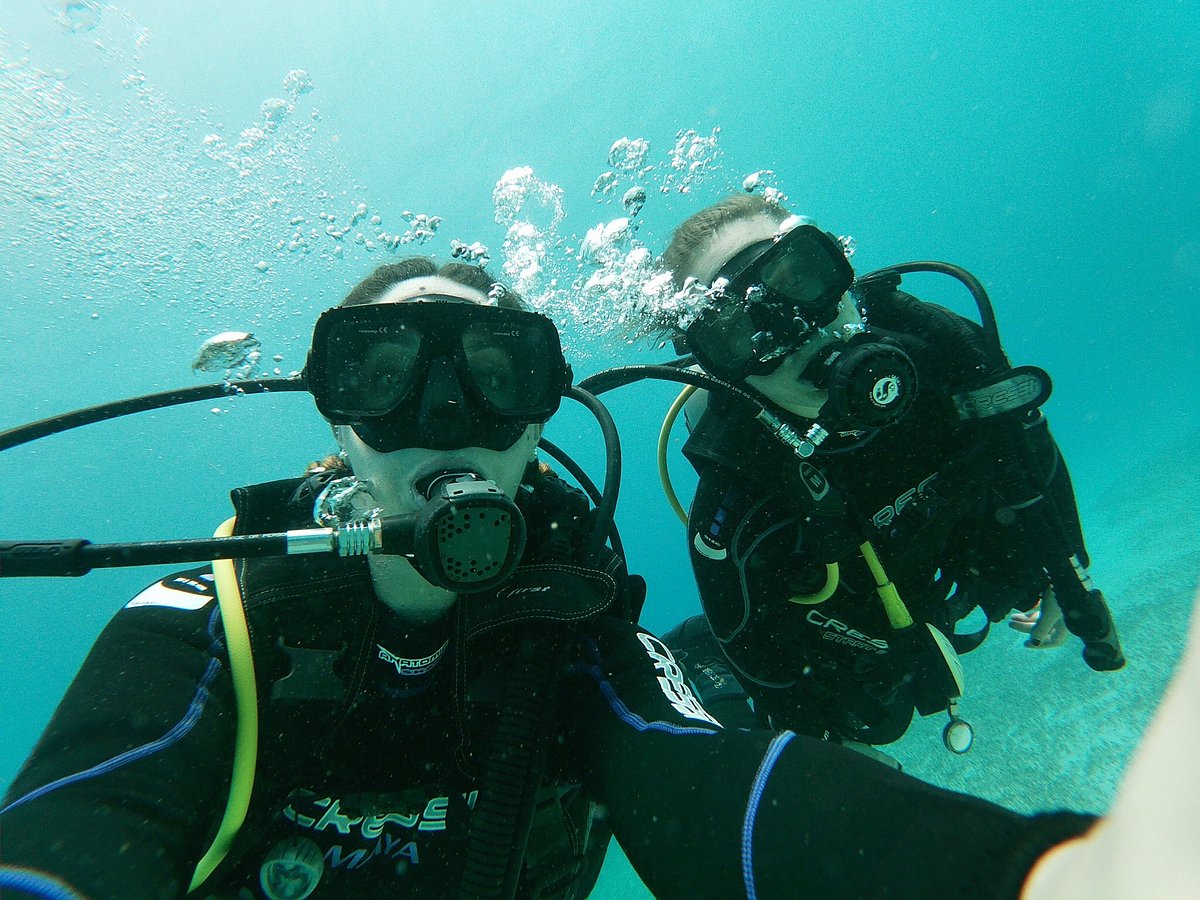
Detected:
left=658, top=385, right=697, bottom=526
left=189, top=516, right=260, bottom=893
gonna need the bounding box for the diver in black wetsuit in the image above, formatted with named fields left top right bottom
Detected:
left=657, top=194, right=1124, bottom=753
left=0, top=257, right=1103, bottom=899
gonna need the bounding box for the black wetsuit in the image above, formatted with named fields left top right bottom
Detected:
left=669, top=289, right=1091, bottom=744
left=2, top=471, right=1093, bottom=899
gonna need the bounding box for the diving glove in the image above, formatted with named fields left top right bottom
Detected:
left=1059, top=587, right=1126, bottom=672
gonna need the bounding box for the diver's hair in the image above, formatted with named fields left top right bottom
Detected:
left=340, top=257, right=527, bottom=309
left=661, top=194, right=790, bottom=289
left=306, top=453, right=350, bottom=476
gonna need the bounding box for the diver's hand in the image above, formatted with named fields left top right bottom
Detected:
left=1021, top=585, right=1200, bottom=899
left=1009, top=590, right=1068, bottom=649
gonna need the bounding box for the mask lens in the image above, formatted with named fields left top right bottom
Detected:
left=760, top=237, right=845, bottom=308
left=341, top=328, right=421, bottom=414
left=319, top=319, right=422, bottom=418
left=462, top=321, right=548, bottom=412
left=688, top=304, right=757, bottom=380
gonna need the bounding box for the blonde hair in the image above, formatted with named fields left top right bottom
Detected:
left=661, top=194, right=790, bottom=289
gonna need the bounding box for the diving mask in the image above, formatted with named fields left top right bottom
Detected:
left=305, top=299, right=572, bottom=452
left=684, top=224, right=855, bottom=383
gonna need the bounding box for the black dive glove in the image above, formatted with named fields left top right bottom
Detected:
left=854, top=623, right=965, bottom=716
left=1059, top=586, right=1125, bottom=671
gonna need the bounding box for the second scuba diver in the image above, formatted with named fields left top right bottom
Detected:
left=652, top=194, right=1124, bottom=755
left=1, top=256, right=1124, bottom=898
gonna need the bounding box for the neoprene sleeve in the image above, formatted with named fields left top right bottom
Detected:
left=2, top=604, right=235, bottom=897
left=575, top=616, right=1096, bottom=900
left=2, top=583, right=1094, bottom=898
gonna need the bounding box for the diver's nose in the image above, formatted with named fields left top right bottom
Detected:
left=416, top=357, right=473, bottom=440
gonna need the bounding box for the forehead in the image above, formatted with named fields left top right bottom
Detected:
left=691, top=215, right=783, bottom=284
left=373, top=275, right=490, bottom=306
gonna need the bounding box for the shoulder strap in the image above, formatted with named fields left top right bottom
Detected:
left=858, top=286, right=997, bottom=387
left=861, top=285, right=1052, bottom=420
left=518, top=463, right=646, bottom=623
left=230, top=477, right=377, bottom=741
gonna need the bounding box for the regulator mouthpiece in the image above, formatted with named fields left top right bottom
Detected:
left=381, top=472, right=526, bottom=593
left=805, top=336, right=917, bottom=431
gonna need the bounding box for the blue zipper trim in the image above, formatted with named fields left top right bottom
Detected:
left=0, top=866, right=86, bottom=899
left=1, top=607, right=227, bottom=818
left=742, top=730, right=795, bottom=900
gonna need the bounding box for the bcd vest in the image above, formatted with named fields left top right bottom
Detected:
left=209, top=467, right=636, bottom=898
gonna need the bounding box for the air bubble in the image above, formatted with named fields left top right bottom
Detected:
left=607, top=137, right=650, bottom=171
left=53, top=1, right=102, bottom=33
left=592, top=171, right=618, bottom=196
left=621, top=186, right=646, bottom=217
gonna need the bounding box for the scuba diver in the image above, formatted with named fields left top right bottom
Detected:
left=650, top=194, right=1125, bottom=755
left=0, top=256, right=1139, bottom=900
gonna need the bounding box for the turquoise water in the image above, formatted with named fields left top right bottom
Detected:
left=1, top=2, right=1198, bottom=895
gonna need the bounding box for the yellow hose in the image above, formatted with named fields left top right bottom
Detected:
left=658, top=385, right=697, bottom=526
left=786, top=564, right=840, bottom=605
left=859, top=540, right=913, bottom=629
left=189, top=516, right=259, bottom=893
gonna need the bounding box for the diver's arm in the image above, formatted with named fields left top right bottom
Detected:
left=0, top=573, right=236, bottom=896
left=1022, top=584, right=1200, bottom=898
left=575, top=616, right=1095, bottom=899
left=985, top=411, right=1124, bottom=668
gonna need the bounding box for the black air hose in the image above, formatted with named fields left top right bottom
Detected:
left=460, top=637, right=567, bottom=899
left=460, top=477, right=584, bottom=899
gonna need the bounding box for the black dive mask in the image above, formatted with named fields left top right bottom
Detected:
left=305, top=298, right=572, bottom=452
left=684, top=224, right=855, bottom=383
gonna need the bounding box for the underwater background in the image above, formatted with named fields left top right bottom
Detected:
left=1, top=2, right=1198, bottom=895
